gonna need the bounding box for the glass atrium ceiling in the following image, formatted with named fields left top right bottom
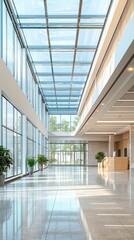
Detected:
left=11, top=0, right=112, bottom=114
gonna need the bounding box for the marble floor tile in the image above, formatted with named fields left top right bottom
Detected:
left=0, top=167, right=134, bottom=240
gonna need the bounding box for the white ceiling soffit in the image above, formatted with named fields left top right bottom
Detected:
left=77, top=42, right=134, bottom=136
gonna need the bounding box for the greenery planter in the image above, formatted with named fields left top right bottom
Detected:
left=95, top=151, right=105, bottom=167
left=26, top=157, right=36, bottom=175
left=98, top=162, right=102, bottom=168
left=0, top=145, right=13, bottom=186
left=0, top=174, right=5, bottom=187
left=37, top=154, right=48, bottom=171
left=40, top=165, right=44, bottom=171
left=28, top=166, right=34, bottom=175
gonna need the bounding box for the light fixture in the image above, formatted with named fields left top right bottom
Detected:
left=118, top=99, right=134, bottom=102
left=85, top=132, right=116, bottom=134
left=101, top=103, right=104, bottom=106
left=112, top=106, right=134, bottom=107
left=127, top=67, right=134, bottom=71
left=108, top=110, right=134, bottom=113
left=97, top=120, right=134, bottom=123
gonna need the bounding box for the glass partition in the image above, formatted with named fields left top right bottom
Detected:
left=2, top=96, right=22, bottom=177
left=49, top=142, right=87, bottom=165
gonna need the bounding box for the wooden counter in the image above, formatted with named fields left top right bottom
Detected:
left=104, top=157, right=129, bottom=170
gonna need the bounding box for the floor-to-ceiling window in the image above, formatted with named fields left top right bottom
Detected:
left=48, top=114, right=87, bottom=165
left=2, top=96, right=22, bottom=177
left=27, top=120, right=36, bottom=157
left=49, top=115, right=79, bottom=132
left=49, top=142, right=87, bottom=166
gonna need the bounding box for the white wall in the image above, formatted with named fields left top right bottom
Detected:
left=88, top=141, right=108, bottom=166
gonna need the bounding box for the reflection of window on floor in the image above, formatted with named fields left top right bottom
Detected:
left=124, top=148, right=127, bottom=157
left=118, top=149, right=121, bottom=157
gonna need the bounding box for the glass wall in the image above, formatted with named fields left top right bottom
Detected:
left=49, top=142, right=87, bottom=165
left=2, top=96, right=22, bottom=177
left=2, top=1, right=47, bottom=126
left=49, top=115, right=79, bottom=132
left=26, top=63, right=36, bottom=110
left=27, top=121, right=47, bottom=156
left=27, top=120, right=36, bottom=157
left=45, top=138, right=49, bottom=158
left=2, top=2, right=20, bottom=85
left=0, top=1, right=49, bottom=179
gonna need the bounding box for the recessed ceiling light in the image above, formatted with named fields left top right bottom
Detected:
left=127, top=67, right=134, bottom=71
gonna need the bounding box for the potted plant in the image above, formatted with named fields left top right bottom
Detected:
left=95, top=151, right=105, bottom=167
left=0, top=145, right=13, bottom=186
left=26, top=156, right=36, bottom=175
left=36, top=154, right=48, bottom=171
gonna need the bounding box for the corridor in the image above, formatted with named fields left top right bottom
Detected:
left=0, top=166, right=134, bottom=240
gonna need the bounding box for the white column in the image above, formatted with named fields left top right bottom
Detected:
left=22, top=49, right=27, bottom=95
left=45, top=110, right=48, bottom=129
left=108, top=134, right=115, bottom=157
left=34, top=84, right=38, bottom=114
left=129, top=125, right=134, bottom=169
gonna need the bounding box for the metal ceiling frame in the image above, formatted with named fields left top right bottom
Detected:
left=10, top=0, right=112, bottom=114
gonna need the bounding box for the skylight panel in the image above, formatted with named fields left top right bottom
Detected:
left=23, top=29, right=48, bottom=46
left=49, top=29, right=76, bottom=46
left=81, top=0, right=111, bottom=15
left=78, top=29, right=101, bottom=46
left=12, top=0, right=45, bottom=15
left=76, top=51, right=94, bottom=62
left=52, top=52, right=74, bottom=61
left=30, top=51, right=50, bottom=62
left=47, top=0, right=79, bottom=15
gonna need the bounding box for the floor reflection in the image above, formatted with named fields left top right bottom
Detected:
left=0, top=166, right=134, bottom=240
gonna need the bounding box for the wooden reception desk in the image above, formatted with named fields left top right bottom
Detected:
left=104, top=157, right=129, bottom=170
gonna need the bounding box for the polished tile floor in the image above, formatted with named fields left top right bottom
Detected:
left=0, top=167, right=134, bottom=240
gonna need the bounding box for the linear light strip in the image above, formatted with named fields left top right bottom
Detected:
left=112, top=106, right=134, bottom=108
left=118, top=100, right=134, bottom=102
left=97, top=121, right=134, bottom=123
left=108, top=111, right=134, bottom=113
left=85, top=132, right=116, bottom=134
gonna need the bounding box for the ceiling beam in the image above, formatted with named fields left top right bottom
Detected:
left=28, top=45, right=96, bottom=51
left=39, top=81, right=85, bottom=84
left=19, top=23, right=103, bottom=29
left=37, top=73, right=87, bottom=76
left=17, top=14, right=106, bottom=19
left=32, top=61, right=92, bottom=65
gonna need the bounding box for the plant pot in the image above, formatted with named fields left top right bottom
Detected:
left=40, top=165, right=43, bottom=171
left=98, top=162, right=102, bottom=168
left=29, top=167, right=34, bottom=175
left=0, top=174, right=5, bottom=187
